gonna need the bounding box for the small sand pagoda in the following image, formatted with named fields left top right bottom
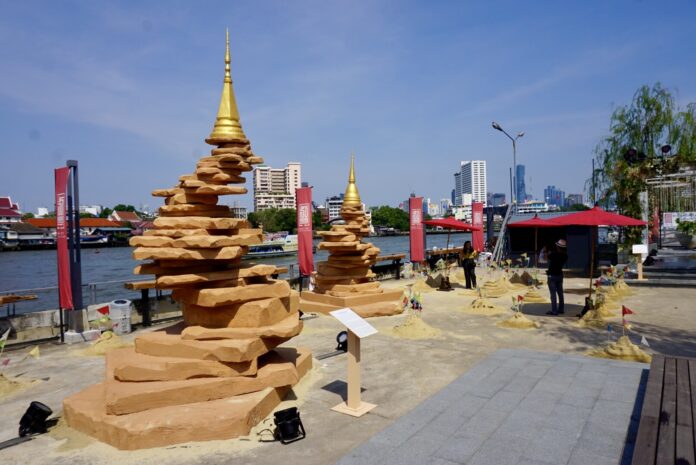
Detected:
left=300, top=157, right=403, bottom=317
left=63, top=32, right=311, bottom=450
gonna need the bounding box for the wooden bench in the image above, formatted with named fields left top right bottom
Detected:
left=371, top=253, right=406, bottom=280
left=632, top=354, right=696, bottom=465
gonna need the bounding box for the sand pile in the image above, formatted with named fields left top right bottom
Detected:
left=79, top=331, right=132, bottom=356
left=389, top=315, right=441, bottom=339
left=614, top=279, right=634, bottom=297
left=411, top=278, right=435, bottom=293
left=497, top=312, right=540, bottom=329
left=523, top=288, right=548, bottom=303
left=576, top=310, right=608, bottom=329
left=461, top=298, right=505, bottom=315
left=597, top=287, right=621, bottom=309
left=587, top=335, right=652, bottom=363
left=0, top=373, right=26, bottom=398
left=482, top=280, right=507, bottom=298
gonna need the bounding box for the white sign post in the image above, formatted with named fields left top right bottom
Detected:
left=632, top=244, right=648, bottom=280
left=329, top=308, right=378, bottom=417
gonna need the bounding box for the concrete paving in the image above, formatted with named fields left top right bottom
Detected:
left=335, top=349, right=647, bottom=465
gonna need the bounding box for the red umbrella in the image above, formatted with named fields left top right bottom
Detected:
left=507, top=214, right=560, bottom=267
left=547, top=206, right=646, bottom=297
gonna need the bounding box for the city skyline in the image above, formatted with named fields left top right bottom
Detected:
left=2, top=1, right=696, bottom=213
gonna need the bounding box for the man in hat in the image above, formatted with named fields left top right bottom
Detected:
left=545, top=239, right=568, bottom=315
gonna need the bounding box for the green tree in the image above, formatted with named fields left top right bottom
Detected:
left=312, top=211, right=330, bottom=231
left=99, top=208, right=113, bottom=218
left=247, top=208, right=297, bottom=233
left=589, top=83, right=696, bottom=244
left=79, top=212, right=96, bottom=218
left=113, top=204, right=137, bottom=212
left=22, top=212, right=35, bottom=219
left=371, top=206, right=409, bottom=231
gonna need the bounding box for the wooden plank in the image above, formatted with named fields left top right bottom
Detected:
left=656, top=357, right=677, bottom=465
left=690, top=360, right=696, bottom=465
left=676, top=358, right=695, bottom=465
left=633, top=355, right=665, bottom=465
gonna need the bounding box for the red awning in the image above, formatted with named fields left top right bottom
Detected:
left=423, top=217, right=481, bottom=231
left=549, top=206, right=646, bottom=227
left=507, top=214, right=560, bottom=228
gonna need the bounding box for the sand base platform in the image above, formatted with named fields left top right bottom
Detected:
left=63, top=347, right=312, bottom=450
left=300, top=289, right=404, bottom=317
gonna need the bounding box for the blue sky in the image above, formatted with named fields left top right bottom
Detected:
left=1, top=0, right=695, bottom=213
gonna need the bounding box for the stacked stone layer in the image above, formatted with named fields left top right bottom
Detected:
left=301, top=204, right=403, bottom=317
left=65, top=138, right=312, bottom=449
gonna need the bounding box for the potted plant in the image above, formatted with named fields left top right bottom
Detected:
left=676, top=219, right=696, bottom=249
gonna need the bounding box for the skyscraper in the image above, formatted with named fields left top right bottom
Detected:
left=544, top=185, right=565, bottom=207
left=516, top=165, right=527, bottom=203
left=454, top=161, right=487, bottom=206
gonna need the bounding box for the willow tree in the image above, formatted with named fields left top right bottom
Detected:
left=589, top=83, right=696, bottom=243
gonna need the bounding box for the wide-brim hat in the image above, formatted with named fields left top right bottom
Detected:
left=555, top=239, right=567, bottom=248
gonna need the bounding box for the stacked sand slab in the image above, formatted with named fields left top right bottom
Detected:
left=64, top=32, right=311, bottom=449
left=300, top=157, right=403, bottom=318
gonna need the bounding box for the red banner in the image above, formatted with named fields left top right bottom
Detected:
left=471, top=202, right=484, bottom=252
left=55, top=167, right=73, bottom=310
left=409, top=197, right=425, bottom=262
left=295, top=187, right=314, bottom=276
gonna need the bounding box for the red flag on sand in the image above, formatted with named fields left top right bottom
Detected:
left=97, top=306, right=109, bottom=315
left=517, top=295, right=524, bottom=302
left=622, top=305, right=634, bottom=316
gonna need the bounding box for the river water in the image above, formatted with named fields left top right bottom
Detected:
left=0, top=232, right=472, bottom=315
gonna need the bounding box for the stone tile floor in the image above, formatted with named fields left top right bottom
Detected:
left=335, top=349, right=648, bottom=465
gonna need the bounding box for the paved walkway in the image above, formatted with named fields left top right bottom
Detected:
left=335, top=349, right=648, bottom=465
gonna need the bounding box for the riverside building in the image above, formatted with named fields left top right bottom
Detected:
left=252, top=162, right=301, bottom=211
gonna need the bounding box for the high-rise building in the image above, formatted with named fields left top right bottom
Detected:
left=453, top=161, right=487, bottom=206
left=565, top=193, right=584, bottom=208
left=253, top=162, right=301, bottom=211
left=543, top=185, right=565, bottom=207
left=516, top=165, right=527, bottom=204
left=491, top=193, right=506, bottom=206
left=439, top=198, right=452, bottom=216
left=325, top=194, right=344, bottom=221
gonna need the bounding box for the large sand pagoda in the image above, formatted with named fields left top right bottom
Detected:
left=300, top=157, right=403, bottom=317
left=63, top=32, right=311, bottom=450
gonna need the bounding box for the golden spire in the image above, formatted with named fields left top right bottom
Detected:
left=343, top=154, right=362, bottom=207
left=206, top=29, right=247, bottom=145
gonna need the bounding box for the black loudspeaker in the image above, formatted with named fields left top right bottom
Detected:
left=18, top=401, right=53, bottom=437
left=273, top=407, right=306, bottom=444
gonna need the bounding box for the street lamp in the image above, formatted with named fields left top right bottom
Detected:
left=492, top=122, right=524, bottom=212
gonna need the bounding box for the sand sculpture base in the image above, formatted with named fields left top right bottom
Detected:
left=389, top=314, right=441, bottom=340
left=481, top=280, right=508, bottom=298
left=64, top=347, right=312, bottom=450
left=410, top=278, right=435, bottom=293
left=576, top=309, right=609, bottom=329
left=300, top=289, right=404, bottom=317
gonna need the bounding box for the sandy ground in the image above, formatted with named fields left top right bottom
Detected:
left=1, top=271, right=694, bottom=465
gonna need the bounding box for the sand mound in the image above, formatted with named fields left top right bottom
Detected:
left=497, top=312, right=540, bottom=329
left=410, top=278, right=434, bottom=293
left=389, top=315, right=441, bottom=339
left=587, top=335, right=652, bottom=363
left=79, top=331, right=132, bottom=356
left=523, top=288, right=548, bottom=303
left=594, top=304, right=617, bottom=318
left=614, top=280, right=634, bottom=297
left=461, top=298, right=506, bottom=315
left=576, top=309, right=609, bottom=329
left=482, top=280, right=507, bottom=298
left=0, top=373, right=28, bottom=398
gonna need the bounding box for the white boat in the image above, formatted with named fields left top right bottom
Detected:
left=244, top=234, right=298, bottom=259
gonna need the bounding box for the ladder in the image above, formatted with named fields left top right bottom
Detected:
left=492, top=205, right=513, bottom=264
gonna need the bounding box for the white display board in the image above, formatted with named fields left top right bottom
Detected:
left=329, top=308, right=378, bottom=338
left=632, top=244, right=648, bottom=254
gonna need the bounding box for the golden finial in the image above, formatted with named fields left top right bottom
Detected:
left=206, top=28, right=247, bottom=145
left=343, top=154, right=362, bottom=207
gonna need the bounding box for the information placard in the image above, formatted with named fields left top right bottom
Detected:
left=329, top=308, right=378, bottom=338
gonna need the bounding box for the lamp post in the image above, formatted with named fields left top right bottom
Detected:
left=492, top=122, right=524, bottom=212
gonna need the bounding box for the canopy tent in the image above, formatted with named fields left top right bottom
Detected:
left=547, top=206, right=646, bottom=297
left=423, top=218, right=481, bottom=252
left=507, top=214, right=560, bottom=266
